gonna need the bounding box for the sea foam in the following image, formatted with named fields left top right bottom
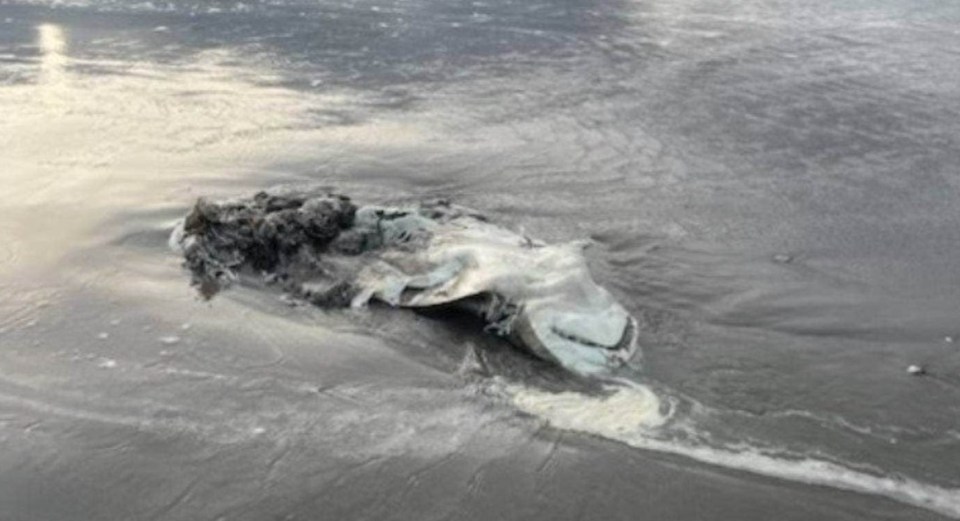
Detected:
left=506, top=382, right=960, bottom=519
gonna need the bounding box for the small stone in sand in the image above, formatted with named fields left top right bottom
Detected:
left=159, top=336, right=181, bottom=345
left=907, top=364, right=925, bottom=376
left=98, top=359, right=117, bottom=369
left=97, top=332, right=109, bottom=340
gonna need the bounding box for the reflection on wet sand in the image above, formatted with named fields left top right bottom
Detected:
left=0, top=25, right=430, bottom=281
left=37, top=23, right=67, bottom=84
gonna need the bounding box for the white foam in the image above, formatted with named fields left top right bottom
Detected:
left=510, top=381, right=668, bottom=431
left=507, top=384, right=960, bottom=519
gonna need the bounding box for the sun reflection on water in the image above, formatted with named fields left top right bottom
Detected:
left=37, top=24, right=68, bottom=86
left=0, top=26, right=432, bottom=278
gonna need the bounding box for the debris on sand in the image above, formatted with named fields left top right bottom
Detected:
left=170, top=187, right=639, bottom=375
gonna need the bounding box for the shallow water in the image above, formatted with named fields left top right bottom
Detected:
left=1, top=0, right=960, bottom=519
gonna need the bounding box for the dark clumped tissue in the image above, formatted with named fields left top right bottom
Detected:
left=178, top=190, right=361, bottom=302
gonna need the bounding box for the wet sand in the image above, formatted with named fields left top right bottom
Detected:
left=1, top=1, right=959, bottom=519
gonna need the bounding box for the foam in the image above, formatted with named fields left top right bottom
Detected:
left=509, top=380, right=668, bottom=431
left=507, top=383, right=960, bottom=519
